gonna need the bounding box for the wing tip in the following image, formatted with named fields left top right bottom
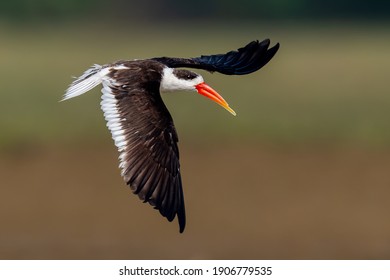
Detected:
left=178, top=208, right=186, bottom=233
left=271, top=42, right=281, bottom=51
left=259, top=38, right=270, bottom=46
left=266, top=41, right=281, bottom=61
left=258, top=38, right=280, bottom=53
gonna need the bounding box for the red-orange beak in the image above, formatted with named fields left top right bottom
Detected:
left=195, top=82, right=236, bottom=116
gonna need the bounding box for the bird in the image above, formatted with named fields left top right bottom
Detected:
left=63, top=39, right=280, bottom=233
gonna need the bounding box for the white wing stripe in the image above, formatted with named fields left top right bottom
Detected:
left=101, top=83, right=128, bottom=175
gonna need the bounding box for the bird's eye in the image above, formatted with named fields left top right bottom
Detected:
left=173, top=69, right=197, bottom=80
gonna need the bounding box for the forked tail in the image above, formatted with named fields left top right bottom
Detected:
left=62, top=64, right=110, bottom=101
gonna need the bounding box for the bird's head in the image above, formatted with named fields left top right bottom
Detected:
left=160, top=68, right=236, bottom=116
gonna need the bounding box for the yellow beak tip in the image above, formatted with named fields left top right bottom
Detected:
left=226, top=107, right=237, bottom=116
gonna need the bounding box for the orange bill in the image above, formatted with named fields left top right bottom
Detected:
left=195, top=82, right=236, bottom=116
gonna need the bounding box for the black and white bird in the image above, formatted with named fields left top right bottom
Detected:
left=63, top=39, right=280, bottom=233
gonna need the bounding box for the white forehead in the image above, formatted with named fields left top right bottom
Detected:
left=160, top=67, right=204, bottom=92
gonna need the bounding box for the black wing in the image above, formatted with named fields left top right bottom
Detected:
left=101, top=63, right=186, bottom=233
left=152, top=39, right=280, bottom=75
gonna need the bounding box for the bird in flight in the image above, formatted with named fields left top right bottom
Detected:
left=63, top=39, right=280, bottom=233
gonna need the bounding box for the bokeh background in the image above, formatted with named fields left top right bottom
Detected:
left=1, top=0, right=390, bottom=259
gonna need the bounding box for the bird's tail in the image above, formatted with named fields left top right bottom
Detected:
left=62, top=64, right=110, bottom=101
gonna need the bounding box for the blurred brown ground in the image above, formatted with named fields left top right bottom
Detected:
left=1, top=143, right=389, bottom=259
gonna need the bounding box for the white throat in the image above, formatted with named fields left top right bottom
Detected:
left=160, top=68, right=204, bottom=93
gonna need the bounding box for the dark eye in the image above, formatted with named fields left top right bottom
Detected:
left=187, top=72, right=197, bottom=80
left=173, top=69, right=198, bottom=80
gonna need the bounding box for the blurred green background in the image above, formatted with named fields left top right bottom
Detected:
left=1, top=0, right=390, bottom=259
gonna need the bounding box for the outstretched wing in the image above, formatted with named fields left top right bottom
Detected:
left=100, top=64, right=186, bottom=233
left=152, top=39, right=280, bottom=75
